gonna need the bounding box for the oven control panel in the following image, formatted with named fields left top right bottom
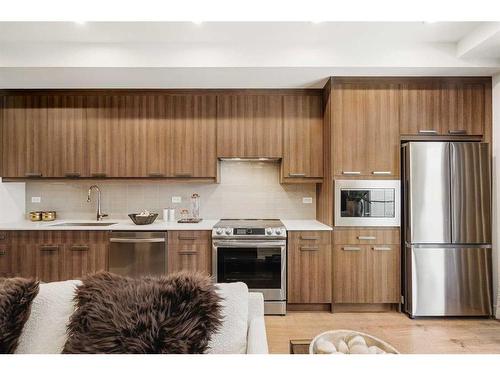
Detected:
left=212, top=226, right=286, bottom=238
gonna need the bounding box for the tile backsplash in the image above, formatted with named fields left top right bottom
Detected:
left=25, top=161, right=316, bottom=220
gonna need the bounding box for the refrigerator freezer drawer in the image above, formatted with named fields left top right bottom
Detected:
left=406, top=246, right=492, bottom=317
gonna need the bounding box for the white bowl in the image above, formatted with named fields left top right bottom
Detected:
left=309, top=330, right=399, bottom=354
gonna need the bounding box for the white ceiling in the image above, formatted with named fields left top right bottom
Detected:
left=0, top=22, right=499, bottom=88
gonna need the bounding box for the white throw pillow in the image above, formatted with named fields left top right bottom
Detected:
left=208, top=282, right=249, bottom=354
left=15, top=279, right=81, bottom=354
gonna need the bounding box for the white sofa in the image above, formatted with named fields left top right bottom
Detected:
left=14, top=279, right=268, bottom=354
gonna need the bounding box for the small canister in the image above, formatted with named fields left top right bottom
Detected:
left=41, top=211, right=57, bottom=221
left=168, top=208, right=176, bottom=222
left=29, top=211, right=43, bottom=222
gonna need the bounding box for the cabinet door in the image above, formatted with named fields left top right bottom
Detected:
left=1, top=95, right=48, bottom=178
left=63, top=231, right=108, bottom=280
left=0, top=244, right=17, bottom=277
left=441, top=81, right=485, bottom=136
left=87, top=95, right=128, bottom=177
left=400, top=81, right=442, bottom=136
left=370, top=244, right=400, bottom=303
left=217, top=95, right=282, bottom=158
left=333, top=244, right=370, bottom=303
left=167, top=231, right=211, bottom=275
left=282, top=95, right=323, bottom=180
left=45, top=95, right=88, bottom=177
left=288, top=231, right=331, bottom=304
left=169, top=95, right=217, bottom=178
left=333, top=83, right=399, bottom=177
left=333, top=244, right=400, bottom=303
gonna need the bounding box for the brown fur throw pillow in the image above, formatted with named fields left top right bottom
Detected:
left=0, top=277, right=40, bottom=354
left=63, top=271, right=222, bottom=354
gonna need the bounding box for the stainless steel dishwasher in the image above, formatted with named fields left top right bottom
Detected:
left=109, top=232, right=167, bottom=277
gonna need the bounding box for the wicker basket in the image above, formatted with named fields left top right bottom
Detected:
left=309, top=330, right=399, bottom=354
left=128, top=213, right=158, bottom=225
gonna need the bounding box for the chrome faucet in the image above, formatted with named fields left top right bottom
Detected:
left=87, top=185, right=108, bottom=221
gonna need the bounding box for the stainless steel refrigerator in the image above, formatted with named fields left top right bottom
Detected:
left=402, top=142, right=492, bottom=317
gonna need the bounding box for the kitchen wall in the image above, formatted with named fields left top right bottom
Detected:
left=0, top=178, right=25, bottom=222
left=25, top=161, right=316, bottom=220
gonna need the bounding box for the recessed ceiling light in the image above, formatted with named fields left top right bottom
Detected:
left=192, top=21, right=203, bottom=25
left=74, top=21, right=86, bottom=25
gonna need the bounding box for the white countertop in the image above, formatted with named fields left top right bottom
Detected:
left=280, top=220, right=333, bottom=231
left=0, top=219, right=219, bottom=231
left=0, top=219, right=332, bottom=232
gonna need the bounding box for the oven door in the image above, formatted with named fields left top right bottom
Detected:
left=212, top=240, right=286, bottom=301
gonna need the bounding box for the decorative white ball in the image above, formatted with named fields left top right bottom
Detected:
left=335, top=339, right=349, bottom=354
left=315, top=339, right=337, bottom=354
left=349, top=344, right=370, bottom=354
left=347, top=335, right=366, bottom=349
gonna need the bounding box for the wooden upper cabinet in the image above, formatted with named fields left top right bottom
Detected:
left=87, top=95, right=129, bottom=177
left=169, top=95, right=217, bottom=178
left=333, top=82, right=400, bottom=177
left=400, top=79, right=487, bottom=136
left=282, top=95, right=323, bottom=181
left=45, top=95, right=88, bottom=177
left=217, top=95, right=283, bottom=158
left=1, top=95, right=48, bottom=178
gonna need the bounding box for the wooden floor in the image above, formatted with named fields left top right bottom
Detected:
left=265, top=312, right=500, bottom=354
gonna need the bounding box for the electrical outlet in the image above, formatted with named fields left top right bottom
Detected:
left=302, top=197, right=313, bottom=204
left=31, top=196, right=41, bottom=203
left=171, top=196, right=182, bottom=203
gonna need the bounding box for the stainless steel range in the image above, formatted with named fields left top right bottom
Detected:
left=212, top=219, right=287, bottom=315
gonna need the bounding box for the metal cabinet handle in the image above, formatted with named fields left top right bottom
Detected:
left=25, top=172, right=42, bottom=178
left=64, top=172, right=81, bottom=178
left=110, top=238, right=165, bottom=243
left=178, top=236, right=198, bottom=241
left=288, top=173, right=306, bottom=177
left=357, top=236, right=376, bottom=240
left=342, top=246, right=361, bottom=251
left=373, top=246, right=392, bottom=251
left=418, top=129, right=438, bottom=135
left=178, top=250, right=198, bottom=255
left=40, top=245, right=59, bottom=252
left=342, top=171, right=361, bottom=175
left=300, top=246, right=319, bottom=251
left=91, top=172, right=107, bottom=178
left=70, top=245, right=89, bottom=252
left=372, top=171, right=391, bottom=175
left=0, top=249, right=6, bottom=256
left=174, top=173, right=193, bottom=177
left=448, top=129, right=467, bottom=135
left=300, top=236, right=320, bottom=241
left=148, top=172, right=165, bottom=178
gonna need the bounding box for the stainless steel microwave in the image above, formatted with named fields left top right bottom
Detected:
left=334, top=180, right=400, bottom=227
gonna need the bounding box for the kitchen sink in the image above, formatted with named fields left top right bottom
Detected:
left=49, top=222, right=118, bottom=227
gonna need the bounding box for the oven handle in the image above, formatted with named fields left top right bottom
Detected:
left=213, top=240, right=286, bottom=248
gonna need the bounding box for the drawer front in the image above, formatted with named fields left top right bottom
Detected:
left=169, top=230, right=211, bottom=244
left=289, top=231, right=332, bottom=245
left=333, top=228, right=399, bottom=245
left=168, top=242, right=211, bottom=275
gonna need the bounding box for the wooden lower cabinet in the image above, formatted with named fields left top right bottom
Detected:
left=333, top=242, right=400, bottom=304
left=8, top=231, right=108, bottom=282
left=167, top=231, right=212, bottom=275
left=287, top=231, right=332, bottom=304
